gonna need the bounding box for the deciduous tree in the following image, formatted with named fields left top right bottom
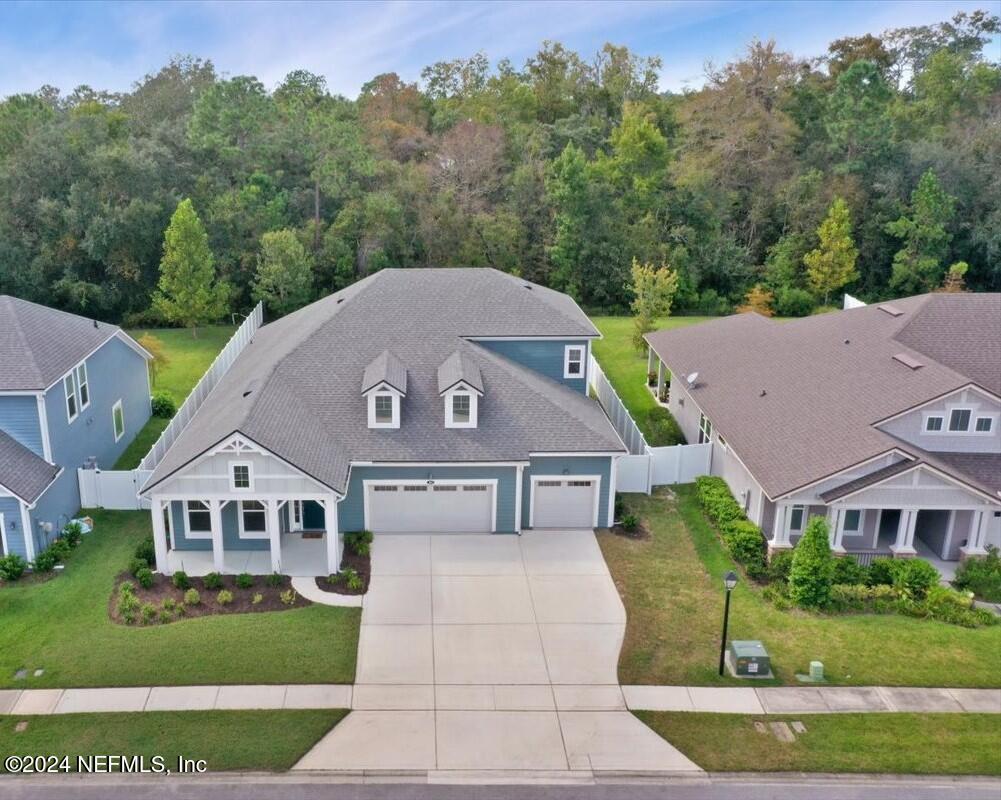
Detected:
left=804, top=197, right=859, bottom=304
left=252, top=229, right=314, bottom=316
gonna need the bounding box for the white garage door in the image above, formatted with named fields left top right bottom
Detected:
left=532, top=478, right=598, bottom=528
left=366, top=482, right=494, bottom=533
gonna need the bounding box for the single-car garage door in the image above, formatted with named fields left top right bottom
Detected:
left=531, top=478, right=599, bottom=528
left=366, top=482, right=494, bottom=533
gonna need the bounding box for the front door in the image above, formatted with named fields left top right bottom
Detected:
left=877, top=509, right=901, bottom=548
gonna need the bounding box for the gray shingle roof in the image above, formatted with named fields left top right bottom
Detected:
left=0, top=296, right=132, bottom=391
left=144, top=269, right=620, bottom=495
left=645, top=293, right=1001, bottom=499
left=438, top=350, right=484, bottom=394
left=362, top=350, right=408, bottom=395
left=820, top=459, right=916, bottom=502
left=0, top=430, right=60, bottom=504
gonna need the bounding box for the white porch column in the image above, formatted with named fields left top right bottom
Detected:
left=325, top=494, right=341, bottom=575
left=830, top=508, right=847, bottom=555
left=209, top=499, right=225, bottom=572
left=891, top=507, right=918, bottom=557
left=656, top=359, right=667, bottom=400
left=646, top=346, right=655, bottom=375
left=960, top=510, right=988, bottom=559
left=769, top=504, right=792, bottom=554
left=514, top=465, right=524, bottom=534
left=151, top=497, right=171, bottom=575
left=267, top=500, right=282, bottom=574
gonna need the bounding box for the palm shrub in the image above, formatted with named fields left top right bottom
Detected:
left=344, top=530, right=374, bottom=557
left=789, top=517, right=834, bottom=608
left=62, top=522, right=83, bottom=547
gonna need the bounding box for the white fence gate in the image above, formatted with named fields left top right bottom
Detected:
left=589, top=355, right=712, bottom=495
left=78, top=305, right=263, bottom=510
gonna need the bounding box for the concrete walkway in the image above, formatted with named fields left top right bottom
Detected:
left=291, top=576, right=363, bottom=607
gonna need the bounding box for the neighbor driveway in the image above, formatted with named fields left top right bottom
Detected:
left=295, top=530, right=699, bottom=773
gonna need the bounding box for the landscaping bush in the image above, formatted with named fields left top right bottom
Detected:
left=235, top=572, right=254, bottom=589
left=49, top=538, right=71, bottom=561
left=644, top=407, right=685, bottom=446
left=789, top=517, right=834, bottom=608
left=344, top=530, right=374, bottom=557
left=831, top=555, right=867, bottom=586
left=151, top=390, right=177, bottom=418
left=32, top=547, right=59, bottom=573
left=773, top=287, right=815, bottom=317
left=341, top=567, right=363, bottom=591
left=128, top=557, right=149, bottom=578
left=162, top=597, right=177, bottom=612
left=251, top=592, right=263, bottom=605
left=171, top=571, right=190, bottom=590
left=62, top=522, right=83, bottom=547
left=828, top=583, right=897, bottom=613
left=923, top=585, right=997, bottom=628
left=140, top=602, right=157, bottom=625
left=695, top=476, right=745, bottom=527
left=216, top=589, right=234, bottom=605
left=620, top=513, right=639, bottom=532
left=867, top=557, right=899, bottom=586
left=647, top=371, right=657, bottom=387
left=116, top=589, right=140, bottom=623
left=953, top=546, right=1001, bottom=602
left=135, top=566, right=154, bottom=589
left=722, top=520, right=766, bottom=576
left=614, top=493, right=625, bottom=521
left=134, top=536, right=156, bottom=566
left=766, top=550, right=795, bottom=584
left=0, top=554, right=28, bottom=581
left=266, top=572, right=284, bottom=587
left=893, top=558, right=940, bottom=600
left=280, top=589, right=296, bottom=605
left=183, top=588, right=200, bottom=605
left=203, top=572, right=223, bottom=590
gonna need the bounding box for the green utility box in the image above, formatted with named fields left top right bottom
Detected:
left=728, top=640, right=772, bottom=678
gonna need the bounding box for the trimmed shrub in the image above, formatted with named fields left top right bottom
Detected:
left=32, top=547, right=59, bottom=573
left=266, top=572, right=284, bottom=587
left=203, top=572, right=223, bottom=590
left=280, top=589, right=296, bottom=605
left=216, top=589, right=234, bottom=605
left=171, top=571, right=190, bottom=590
left=128, top=557, right=149, bottom=578
left=135, top=567, right=154, bottom=589
left=0, top=554, right=28, bottom=581
left=235, top=572, right=254, bottom=589
left=773, top=287, right=815, bottom=317
left=49, top=538, right=71, bottom=561
left=695, top=476, right=745, bottom=527
left=134, top=537, right=156, bottom=566
left=62, top=522, right=83, bottom=547
left=924, top=585, right=997, bottom=628
left=893, top=558, right=940, bottom=600
left=766, top=550, right=795, bottom=584
left=119, top=580, right=135, bottom=597
left=620, top=514, right=639, bottom=532
left=953, top=546, right=1001, bottom=602
left=344, top=530, right=374, bottom=557
left=831, top=555, right=867, bottom=586
left=151, top=391, right=177, bottom=418
left=184, top=588, right=200, bottom=605
left=162, top=597, right=177, bottom=612
left=867, top=557, right=899, bottom=586
left=789, top=517, right=834, bottom=608
left=614, top=494, right=625, bottom=521
left=117, top=591, right=140, bottom=621
left=140, top=602, right=157, bottom=625
left=340, top=567, right=363, bottom=591
left=722, top=520, right=766, bottom=575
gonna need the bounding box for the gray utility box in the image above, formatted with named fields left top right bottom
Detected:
left=728, top=640, right=772, bottom=678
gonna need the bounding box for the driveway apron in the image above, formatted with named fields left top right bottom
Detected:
left=294, top=530, right=700, bottom=773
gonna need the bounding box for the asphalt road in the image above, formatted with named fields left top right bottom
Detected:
left=1, top=774, right=999, bottom=800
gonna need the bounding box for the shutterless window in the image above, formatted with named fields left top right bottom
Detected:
left=76, top=363, right=89, bottom=409
left=948, top=409, right=971, bottom=432
left=112, top=400, right=125, bottom=442
left=232, top=464, right=250, bottom=489
left=241, top=500, right=266, bottom=533
left=187, top=501, right=211, bottom=533
left=975, top=417, right=994, bottom=433
left=843, top=509, right=861, bottom=532
left=452, top=394, right=471, bottom=423
left=925, top=416, right=943, bottom=432
left=789, top=506, right=804, bottom=531
left=374, top=395, right=394, bottom=423
left=64, top=373, right=78, bottom=421
left=564, top=346, right=584, bottom=377
left=698, top=413, right=712, bottom=444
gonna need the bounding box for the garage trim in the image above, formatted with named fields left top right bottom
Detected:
left=362, top=478, right=499, bottom=533
left=528, top=474, right=602, bottom=528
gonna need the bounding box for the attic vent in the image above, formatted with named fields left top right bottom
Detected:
left=242, top=379, right=260, bottom=398
left=892, top=353, right=923, bottom=370
left=336, top=297, right=344, bottom=304
left=878, top=304, right=903, bottom=317
left=523, top=284, right=533, bottom=290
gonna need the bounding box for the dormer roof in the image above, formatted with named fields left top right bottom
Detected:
left=438, top=350, right=484, bottom=396
left=362, top=349, right=408, bottom=395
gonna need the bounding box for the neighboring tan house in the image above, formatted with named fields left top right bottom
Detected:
left=645, top=293, right=1001, bottom=567
left=139, top=269, right=626, bottom=577
left=0, top=296, right=152, bottom=561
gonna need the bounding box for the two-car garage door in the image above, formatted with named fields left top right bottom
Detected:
left=366, top=482, right=494, bottom=533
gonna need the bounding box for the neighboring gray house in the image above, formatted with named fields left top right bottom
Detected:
left=645, top=293, right=1001, bottom=566
left=0, top=297, right=152, bottom=561
left=140, top=269, right=626, bottom=577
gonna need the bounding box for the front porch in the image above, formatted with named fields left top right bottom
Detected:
left=164, top=532, right=329, bottom=577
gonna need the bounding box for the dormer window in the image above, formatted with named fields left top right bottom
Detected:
left=564, top=345, right=584, bottom=379
left=438, top=350, right=483, bottom=430
left=445, top=388, right=478, bottom=428
left=362, top=350, right=407, bottom=430
left=368, top=390, right=401, bottom=428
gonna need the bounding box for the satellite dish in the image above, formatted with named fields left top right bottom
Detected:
left=686, top=372, right=699, bottom=387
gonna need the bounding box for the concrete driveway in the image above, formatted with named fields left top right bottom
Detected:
left=295, top=531, right=699, bottom=774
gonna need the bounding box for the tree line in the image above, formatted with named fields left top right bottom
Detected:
left=0, top=10, right=997, bottom=325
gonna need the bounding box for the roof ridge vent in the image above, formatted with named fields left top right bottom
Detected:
left=892, top=352, right=923, bottom=370
left=878, top=303, right=904, bottom=317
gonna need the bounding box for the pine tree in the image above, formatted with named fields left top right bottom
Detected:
left=736, top=284, right=775, bottom=316
left=153, top=199, right=230, bottom=337
left=789, top=516, right=834, bottom=608
left=939, top=261, right=969, bottom=293
left=885, top=169, right=956, bottom=294
left=804, top=197, right=858, bottom=305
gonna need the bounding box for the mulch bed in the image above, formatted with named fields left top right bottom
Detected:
left=315, top=549, right=371, bottom=596
left=109, top=572, right=312, bottom=625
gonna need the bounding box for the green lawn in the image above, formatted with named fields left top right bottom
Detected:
left=0, top=710, right=346, bottom=772
left=636, top=711, right=1001, bottom=775
left=591, top=316, right=711, bottom=444
left=598, top=487, right=1001, bottom=687
left=0, top=510, right=361, bottom=688
left=112, top=417, right=169, bottom=469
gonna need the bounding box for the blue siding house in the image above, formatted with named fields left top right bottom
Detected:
left=0, top=296, right=151, bottom=562
left=140, top=269, right=626, bottom=577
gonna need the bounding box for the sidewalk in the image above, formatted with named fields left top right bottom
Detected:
left=2, top=683, right=998, bottom=716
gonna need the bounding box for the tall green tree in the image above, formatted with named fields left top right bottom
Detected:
left=885, top=169, right=956, bottom=293
left=252, top=229, right=314, bottom=316
left=153, top=199, right=230, bottom=336
left=629, top=259, right=678, bottom=350
left=789, top=517, right=834, bottom=609
left=825, top=60, right=894, bottom=172
left=804, top=197, right=859, bottom=304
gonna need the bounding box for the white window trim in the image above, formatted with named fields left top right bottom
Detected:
left=237, top=500, right=269, bottom=539
left=362, top=478, right=498, bottom=532
left=974, top=416, right=995, bottom=433
left=528, top=474, right=602, bottom=528
left=698, top=413, right=712, bottom=445
left=76, top=362, right=90, bottom=412
left=842, top=508, right=863, bottom=534
left=445, top=389, right=478, bottom=428
left=62, top=359, right=91, bottom=423
left=788, top=505, right=805, bottom=534
left=924, top=414, right=944, bottom=432
left=229, top=461, right=254, bottom=492
left=368, top=391, right=401, bottom=429
left=111, top=399, right=125, bottom=442
left=563, top=345, right=585, bottom=379
left=64, top=372, right=78, bottom=423
left=184, top=500, right=213, bottom=540
left=717, top=432, right=727, bottom=452
left=948, top=407, right=973, bottom=432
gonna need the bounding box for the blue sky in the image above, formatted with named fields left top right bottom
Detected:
left=0, top=1, right=995, bottom=98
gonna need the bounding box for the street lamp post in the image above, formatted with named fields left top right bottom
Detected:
left=718, top=570, right=738, bottom=676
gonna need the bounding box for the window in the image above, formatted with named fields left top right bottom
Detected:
left=789, top=506, right=804, bottom=532
left=186, top=501, right=212, bottom=537
left=718, top=433, right=727, bottom=451
left=948, top=408, right=972, bottom=432
left=368, top=391, right=399, bottom=428
left=463, top=485, right=488, bottom=491
left=76, top=363, right=89, bottom=410
left=403, top=485, right=427, bottom=492
left=445, top=389, right=477, bottom=428
left=698, top=413, right=713, bottom=444
left=452, top=394, right=470, bottom=423
left=112, top=400, right=125, bottom=442
left=843, top=509, right=862, bottom=533
left=240, top=500, right=267, bottom=538
left=975, top=417, right=994, bottom=433
left=433, top=485, right=457, bottom=492
left=925, top=416, right=943, bottom=432
left=373, top=485, right=398, bottom=492
left=375, top=395, right=393, bottom=423
left=64, top=373, right=78, bottom=421
left=230, top=462, right=252, bottom=491
left=564, top=345, right=584, bottom=379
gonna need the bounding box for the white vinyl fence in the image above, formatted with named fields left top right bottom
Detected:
left=78, top=305, right=263, bottom=510
left=589, top=355, right=711, bottom=495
